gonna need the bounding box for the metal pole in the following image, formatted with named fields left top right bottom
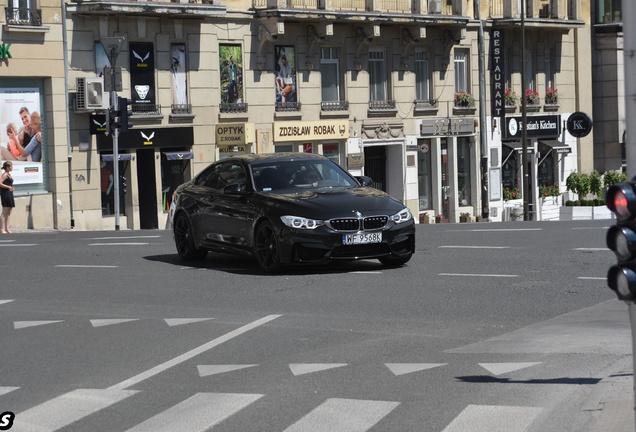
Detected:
left=109, top=53, right=120, bottom=230
left=475, top=0, right=489, bottom=221
left=520, top=0, right=530, bottom=220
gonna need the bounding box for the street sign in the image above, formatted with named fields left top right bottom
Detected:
left=566, top=111, right=593, bottom=138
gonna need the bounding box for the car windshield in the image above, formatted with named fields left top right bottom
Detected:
left=250, top=159, right=359, bottom=192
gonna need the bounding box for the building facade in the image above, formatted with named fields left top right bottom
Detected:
left=0, top=0, right=592, bottom=230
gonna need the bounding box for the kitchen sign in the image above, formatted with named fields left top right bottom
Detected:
left=505, top=114, right=561, bottom=139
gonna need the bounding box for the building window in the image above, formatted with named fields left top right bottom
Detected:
left=171, top=44, right=189, bottom=108
left=538, top=154, right=555, bottom=187
left=100, top=158, right=127, bottom=216
left=323, top=143, right=341, bottom=165
left=418, top=139, right=433, bottom=210
left=545, top=48, right=555, bottom=92
left=457, top=138, right=472, bottom=206
left=597, top=0, right=621, bottom=23
left=369, top=50, right=387, bottom=101
left=415, top=50, right=431, bottom=101
left=524, top=50, right=535, bottom=92
left=275, top=145, right=294, bottom=153
left=454, top=49, right=470, bottom=93
left=321, top=48, right=340, bottom=102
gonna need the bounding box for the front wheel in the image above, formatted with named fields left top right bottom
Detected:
left=254, top=221, right=282, bottom=273
left=378, top=253, right=412, bottom=268
left=173, top=214, right=207, bottom=261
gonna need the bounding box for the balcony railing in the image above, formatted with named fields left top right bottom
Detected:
left=132, top=104, right=162, bottom=116
left=253, top=0, right=456, bottom=15
left=219, top=102, right=248, bottom=113
left=5, top=7, right=42, bottom=26
left=321, top=101, right=349, bottom=111
left=171, top=104, right=192, bottom=115
left=489, top=0, right=574, bottom=20
left=275, top=102, right=302, bottom=112
left=369, top=100, right=396, bottom=110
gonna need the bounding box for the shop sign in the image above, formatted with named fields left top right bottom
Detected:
left=566, top=112, right=593, bottom=138
left=219, top=145, right=249, bottom=155
left=97, top=127, right=194, bottom=150
left=0, top=43, right=12, bottom=59
left=274, top=120, right=348, bottom=142
left=505, top=114, right=561, bottom=139
left=215, top=123, right=255, bottom=145
left=420, top=118, right=475, bottom=136
left=490, top=29, right=504, bottom=123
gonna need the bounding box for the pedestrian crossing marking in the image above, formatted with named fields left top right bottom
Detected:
left=289, top=363, right=348, bottom=376
left=197, top=365, right=258, bottom=377
left=283, top=398, right=400, bottom=432
left=385, top=363, right=448, bottom=376
left=0, top=300, right=14, bottom=306
left=0, top=386, right=19, bottom=396
left=14, top=320, right=64, bottom=329
left=90, top=319, right=140, bottom=328
left=123, top=392, right=263, bottom=432
left=478, top=362, right=543, bottom=376
left=440, top=404, right=543, bottom=432
left=12, top=388, right=138, bottom=432
left=164, top=318, right=214, bottom=327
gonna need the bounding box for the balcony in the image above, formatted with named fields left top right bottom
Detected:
left=489, top=0, right=583, bottom=26
left=5, top=7, right=42, bottom=26
left=219, top=102, right=248, bottom=113
left=69, top=0, right=226, bottom=19
left=321, top=101, right=349, bottom=111
left=275, top=101, right=301, bottom=112
left=132, top=104, right=162, bottom=117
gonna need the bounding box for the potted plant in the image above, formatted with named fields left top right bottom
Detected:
left=435, top=213, right=444, bottom=223
left=525, top=89, right=540, bottom=106
left=505, top=88, right=517, bottom=107
left=459, top=212, right=471, bottom=223
left=419, top=213, right=430, bottom=224
left=454, top=91, right=475, bottom=108
left=539, top=183, right=561, bottom=221
left=545, top=88, right=558, bottom=105
left=503, top=186, right=520, bottom=201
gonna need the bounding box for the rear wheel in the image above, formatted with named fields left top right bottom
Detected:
left=174, top=214, right=207, bottom=261
left=254, top=221, right=282, bottom=273
left=378, top=253, right=412, bottom=268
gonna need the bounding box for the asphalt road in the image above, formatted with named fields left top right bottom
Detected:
left=0, top=219, right=629, bottom=432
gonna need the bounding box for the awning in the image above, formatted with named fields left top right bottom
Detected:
left=538, top=139, right=571, bottom=154
left=101, top=153, right=132, bottom=161
left=163, top=151, right=194, bottom=160
left=502, top=141, right=522, bottom=152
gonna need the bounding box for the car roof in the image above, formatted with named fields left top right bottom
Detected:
left=223, top=152, right=329, bottom=164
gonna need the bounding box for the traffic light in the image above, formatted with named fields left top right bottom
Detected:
left=118, top=97, right=133, bottom=133
left=606, top=178, right=636, bottom=300
left=119, top=175, right=127, bottom=195
left=108, top=105, right=121, bottom=134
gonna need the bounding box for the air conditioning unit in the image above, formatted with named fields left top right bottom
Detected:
left=428, top=0, right=441, bottom=13
left=75, top=77, right=108, bottom=112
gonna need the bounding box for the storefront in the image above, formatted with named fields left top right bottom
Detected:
left=272, top=120, right=349, bottom=166
left=417, top=117, right=479, bottom=223
left=216, top=123, right=255, bottom=159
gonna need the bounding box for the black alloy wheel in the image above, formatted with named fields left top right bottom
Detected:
left=254, top=221, right=282, bottom=273
left=174, top=214, right=207, bottom=261
left=378, top=253, right=412, bottom=268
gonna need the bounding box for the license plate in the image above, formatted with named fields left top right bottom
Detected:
left=342, top=232, right=382, bottom=245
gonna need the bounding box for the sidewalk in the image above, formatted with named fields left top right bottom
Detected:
left=585, top=372, right=634, bottom=432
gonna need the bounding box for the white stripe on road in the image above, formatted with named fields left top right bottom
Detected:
left=0, top=300, right=14, bottom=306
left=446, top=228, right=542, bottom=232
left=441, top=405, right=542, bottom=432
left=88, top=243, right=149, bottom=246
left=87, top=236, right=161, bottom=240
left=108, top=314, right=281, bottom=391
left=352, top=271, right=383, bottom=274
left=0, top=386, right=19, bottom=396
left=14, top=320, right=64, bottom=329
left=12, top=388, right=138, bottom=432
left=578, top=277, right=606, bottom=280
left=124, top=393, right=263, bottom=432
left=55, top=265, right=118, bottom=268
left=283, top=398, right=400, bottom=432
left=439, top=246, right=511, bottom=249
left=573, top=248, right=610, bottom=251
left=0, top=244, right=36, bottom=246
left=439, top=273, right=518, bottom=278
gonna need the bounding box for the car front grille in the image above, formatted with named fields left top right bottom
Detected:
left=327, top=216, right=389, bottom=232
left=331, top=243, right=391, bottom=258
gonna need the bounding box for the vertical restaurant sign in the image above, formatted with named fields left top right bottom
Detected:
left=490, top=29, right=504, bottom=125
left=129, top=42, right=155, bottom=106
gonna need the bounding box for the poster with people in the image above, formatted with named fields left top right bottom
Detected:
left=219, top=45, right=243, bottom=104
left=0, top=88, right=44, bottom=185
left=275, top=46, right=296, bottom=104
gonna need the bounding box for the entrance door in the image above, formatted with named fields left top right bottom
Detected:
left=136, top=149, right=158, bottom=229
left=363, top=146, right=387, bottom=192
left=440, top=138, right=449, bottom=218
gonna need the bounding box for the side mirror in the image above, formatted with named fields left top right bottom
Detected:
left=355, top=175, right=373, bottom=187
left=223, top=183, right=247, bottom=195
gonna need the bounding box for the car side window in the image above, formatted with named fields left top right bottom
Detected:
left=218, top=162, right=246, bottom=188
left=201, top=164, right=224, bottom=189
left=194, top=164, right=218, bottom=187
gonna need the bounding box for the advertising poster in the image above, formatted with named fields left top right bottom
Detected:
left=171, top=44, right=188, bottom=106
left=274, top=46, right=296, bottom=103
left=219, top=45, right=243, bottom=104
left=0, top=88, right=44, bottom=185
left=129, top=42, right=156, bottom=106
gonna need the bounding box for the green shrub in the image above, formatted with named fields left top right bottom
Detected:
left=603, top=170, right=627, bottom=189
left=566, top=172, right=591, bottom=199
left=590, top=170, right=602, bottom=198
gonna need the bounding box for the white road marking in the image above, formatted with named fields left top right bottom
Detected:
left=197, top=365, right=258, bottom=377
left=55, top=265, right=118, bottom=268
left=284, top=398, right=400, bottom=432
left=578, top=277, right=606, bottom=280
left=123, top=392, right=263, bottom=432
left=0, top=299, right=14, bottom=306
left=164, top=318, right=214, bottom=326
left=0, top=244, right=36, bottom=247
left=90, top=319, right=139, bottom=328
left=439, top=273, right=518, bottom=278
left=14, top=320, right=64, bottom=329
left=441, top=405, right=542, bottom=432
left=439, top=246, right=511, bottom=249
left=573, top=248, right=610, bottom=251
left=289, top=363, right=348, bottom=376
left=108, top=314, right=281, bottom=390
left=88, top=243, right=149, bottom=246
left=478, top=362, right=542, bottom=376
left=12, top=388, right=138, bottom=432
left=385, top=363, right=447, bottom=376
left=87, top=236, right=161, bottom=240
left=573, top=226, right=610, bottom=230
left=0, top=386, right=19, bottom=396
left=446, top=228, right=542, bottom=232
left=352, top=271, right=383, bottom=274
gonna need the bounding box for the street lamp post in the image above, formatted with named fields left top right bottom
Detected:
left=520, top=0, right=530, bottom=220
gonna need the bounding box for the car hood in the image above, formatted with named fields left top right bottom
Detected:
left=261, top=186, right=406, bottom=216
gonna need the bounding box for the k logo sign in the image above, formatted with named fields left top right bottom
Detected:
left=566, top=112, right=592, bottom=138
left=0, top=44, right=11, bottom=59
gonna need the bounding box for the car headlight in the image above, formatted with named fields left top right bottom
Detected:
left=390, top=208, right=413, bottom=224
left=280, top=215, right=324, bottom=229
